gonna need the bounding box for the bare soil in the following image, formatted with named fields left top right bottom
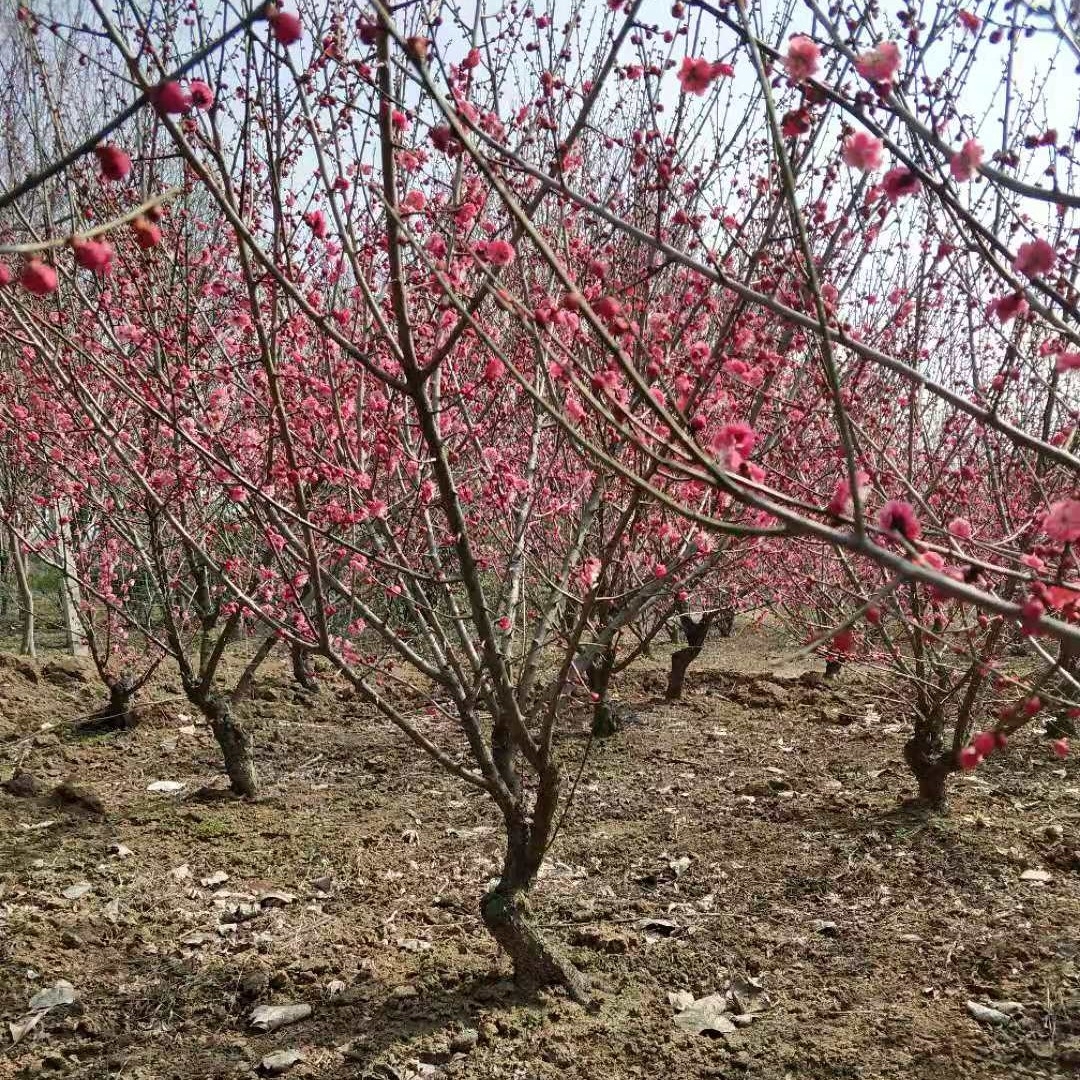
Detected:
left=2, top=628, right=1079, bottom=1079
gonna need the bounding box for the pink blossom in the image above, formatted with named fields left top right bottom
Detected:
left=579, top=557, right=601, bottom=589
left=854, top=41, right=901, bottom=84
left=269, top=8, right=302, bottom=45
left=72, top=238, right=114, bottom=274
left=20, top=259, right=58, bottom=296
left=95, top=144, right=132, bottom=181
left=958, top=745, right=982, bottom=770
left=878, top=499, right=921, bottom=541
left=677, top=57, right=724, bottom=95
left=486, top=239, right=515, bottom=267
left=988, top=292, right=1028, bottom=323
left=483, top=357, right=505, bottom=383
left=304, top=210, right=328, bottom=239
left=947, top=517, right=972, bottom=540
left=882, top=167, right=921, bottom=202
left=827, top=471, right=870, bottom=517
left=1013, top=238, right=1056, bottom=279
left=784, top=36, right=821, bottom=82
left=950, top=138, right=983, bottom=181
left=957, top=10, right=981, bottom=32
left=1043, top=498, right=1080, bottom=542
left=711, top=422, right=756, bottom=470
left=188, top=80, right=214, bottom=110
left=1056, top=351, right=1080, bottom=372
left=153, top=81, right=191, bottom=115
left=842, top=131, right=883, bottom=171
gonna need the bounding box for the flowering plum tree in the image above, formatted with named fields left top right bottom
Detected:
left=3, top=0, right=1080, bottom=989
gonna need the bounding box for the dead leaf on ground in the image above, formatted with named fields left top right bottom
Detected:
left=672, top=993, right=738, bottom=1036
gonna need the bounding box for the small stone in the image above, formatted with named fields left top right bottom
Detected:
left=967, top=1000, right=1012, bottom=1026
left=812, top=919, right=839, bottom=937
left=60, top=931, right=84, bottom=949
left=450, top=1028, right=478, bottom=1054
left=240, top=971, right=270, bottom=999
left=259, top=1049, right=304, bottom=1075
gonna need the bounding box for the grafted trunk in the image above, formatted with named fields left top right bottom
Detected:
left=903, top=732, right=952, bottom=812
left=716, top=605, right=735, bottom=638
left=290, top=644, right=318, bottom=692
left=78, top=681, right=135, bottom=735
left=205, top=701, right=258, bottom=797
left=480, top=824, right=589, bottom=1003
left=666, top=614, right=713, bottom=700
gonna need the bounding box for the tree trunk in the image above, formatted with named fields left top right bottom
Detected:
left=290, top=643, right=318, bottom=692
left=903, top=733, right=951, bottom=812
left=9, top=527, right=34, bottom=659
left=587, top=647, right=617, bottom=737
left=824, top=658, right=843, bottom=681
left=716, top=605, right=735, bottom=638
left=480, top=824, right=590, bottom=1003
left=206, top=702, right=258, bottom=797
left=78, top=681, right=135, bottom=735
left=55, top=509, right=88, bottom=656
left=666, top=614, right=713, bottom=700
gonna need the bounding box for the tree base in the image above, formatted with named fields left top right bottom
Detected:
left=290, top=645, right=319, bottom=693
left=481, top=887, right=590, bottom=1004
left=901, top=790, right=949, bottom=815
left=591, top=703, right=618, bottom=738
left=903, top=736, right=952, bottom=815
left=209, top=712, right=258, bottom=797
left=77, top=692, right=135, bottom=736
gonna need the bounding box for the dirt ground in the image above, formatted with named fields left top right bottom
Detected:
left=2, top=627, right=1079, bottom=1079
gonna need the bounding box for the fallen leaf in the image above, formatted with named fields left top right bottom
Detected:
left=28, top=981, right=76, bottom=1011
left=669, top=856, right=692, bottom=878
left=200, top=870, right=229, bottom=887
left=171, top=863, right=191, bottom=881
left=672, top=993, right=738, bottom=1036
left=9, top=1011, right=43, bottom=1045
left=62, top=882, right=93, bottom=900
